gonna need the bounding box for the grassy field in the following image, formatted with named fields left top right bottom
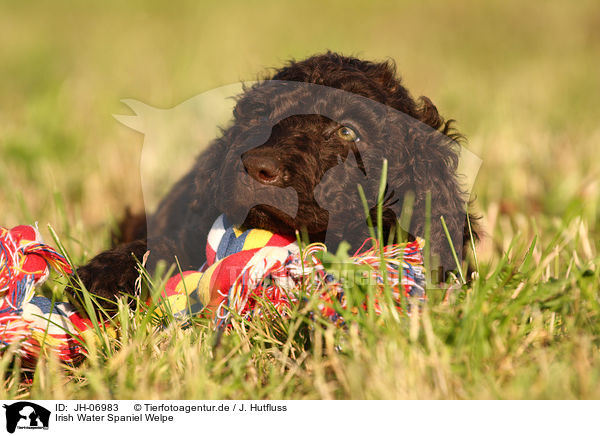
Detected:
left=1, top=0, right=599, bottom=399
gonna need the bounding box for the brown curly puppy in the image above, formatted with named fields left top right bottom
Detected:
left=68, top=52, right=478, bottom=313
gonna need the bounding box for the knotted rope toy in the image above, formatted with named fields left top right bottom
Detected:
left=157, top=214, right=426, bottom=328
left=0, top=225, right=102, bottom=367
left=1, top=217, right=426, bottom=366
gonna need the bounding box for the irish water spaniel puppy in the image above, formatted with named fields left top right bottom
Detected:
left=68, top=52, right=478, bottom=313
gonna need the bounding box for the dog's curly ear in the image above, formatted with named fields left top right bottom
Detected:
left=380, top=98, right=472, bottom=275
left=415, top=95, right=481, bottom=255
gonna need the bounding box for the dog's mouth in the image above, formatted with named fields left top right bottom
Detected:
left=219, top=167, right=330, bottom=237
left=241, top=202, right=330, bottom=240
left=214, top=142, right=334, bottom=239
left=241, top=204, right=296, bottom=235
left=215, top=159, right=300, bottom=226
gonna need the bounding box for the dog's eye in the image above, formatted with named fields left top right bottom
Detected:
left=336, top=126, right=359, bottom=142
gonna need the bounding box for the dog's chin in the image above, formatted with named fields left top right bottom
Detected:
left=236, top=204, right=329, bottom=240
left=240, top=204, right=297, bottom=235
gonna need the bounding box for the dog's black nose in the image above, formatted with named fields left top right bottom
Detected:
left=242, top=153, right=284, bottom=185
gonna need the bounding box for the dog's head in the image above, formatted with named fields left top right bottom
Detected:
left=206, top=52, right=473, bottom=269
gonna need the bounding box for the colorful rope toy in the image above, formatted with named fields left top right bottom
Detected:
left=1, top=217, right=426, bottom=366
left=157, top=214, right=426, bottom=327
left=0, top=225, right=96, bottom=367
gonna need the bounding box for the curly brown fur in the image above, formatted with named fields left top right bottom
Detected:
left=68, top=52, right=479, bottom=314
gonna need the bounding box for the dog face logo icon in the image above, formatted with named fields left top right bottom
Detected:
left=118, top=81, right=481, bottom=278
left=3, top=402, right=50, bottom=433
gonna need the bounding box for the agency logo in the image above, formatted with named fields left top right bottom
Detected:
left=2, top=402, right=50, bottom=434
left=118, top=81, right=482, bottom=281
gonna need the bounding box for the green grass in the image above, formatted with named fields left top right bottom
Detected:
left=1, top=0, right=599, bottom=399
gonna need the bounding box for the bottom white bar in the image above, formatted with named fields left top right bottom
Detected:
left=0, top=400, right=595, bottom=435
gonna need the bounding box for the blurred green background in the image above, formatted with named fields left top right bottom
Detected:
left=1, top=0, right=599, bottom=260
